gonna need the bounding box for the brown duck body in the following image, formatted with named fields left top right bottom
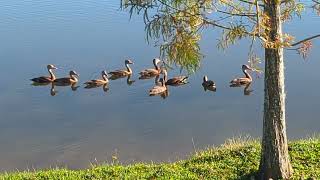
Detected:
left=139, top=58, right=161, bottom=79
left=161, top=69, right=188, bottom=86
left=109, top=59, right=133, bottom=78
left=230, top=65, right=253, bottom=85
left=166, top=76, right=188, bottom=86
left=109, top=69, right=131, bottom=77
left=85, top=79, right=107, bottom=86
left=31, top=64, right=57, bottom=83
left=149, top=78, right=167, bottom=96
left=54, top=70, right=79, bottom=86
left=202, top=76, right=216, bottom=92
left=84, top=71, right=109, bottom=88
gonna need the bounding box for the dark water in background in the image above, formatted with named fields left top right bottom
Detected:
left=0, top=0, right=319, bottom=171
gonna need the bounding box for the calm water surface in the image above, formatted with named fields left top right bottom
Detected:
left=0, top=0, right=319, bottom=171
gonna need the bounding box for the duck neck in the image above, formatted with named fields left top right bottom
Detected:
left=126, top=63, right=132, bottom=73
left=162, top=80, right=166, bottom=87
left=48, top=69, right=56, bottom=80
left=102, top=75, right=109, bottom=82
left=243, top=69, right=252, bottom=80
left=70, top=74, right=78, bottom=82
left=203, top=76, right=207, bottom=82
left=154, top=61, right=159, bottom=71
left=163, top=71, right=168, bottom=83
left=155, top=75, right=160, bottom=84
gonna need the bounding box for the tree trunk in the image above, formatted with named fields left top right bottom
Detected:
left=259, top=0, right=292, bottom=179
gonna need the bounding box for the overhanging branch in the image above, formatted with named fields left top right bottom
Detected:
left=291, top=34, right=320, bottom=46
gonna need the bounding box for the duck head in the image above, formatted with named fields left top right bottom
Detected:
left=102, top=70, right=108, bottom=76
left=102, top=70, right=108, bottom=80
left=203, top=75, right=208, bottom=82
left=47, top=64, right=58, bottom=70
left=242, top=65, right=253, bottom=71
left=125, top=59, right=134, bottom=65
left=153, top=58, right=162, bottom=65
left=69, top=70, right=79, bottom=77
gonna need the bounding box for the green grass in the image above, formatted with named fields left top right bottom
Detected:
left=1, top=138, right=319, bottom=180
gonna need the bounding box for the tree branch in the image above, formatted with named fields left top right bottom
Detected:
left=239, top=0, right=265, bottom=7
left=255, top=0, right=261, bottom=37
left=203, top=18, right=267, bottom=42
left=291, top=34, right=320, bottom=46
left=216, top=9, right=257, bottom=17
left=312, top=0, right=320, bottom=4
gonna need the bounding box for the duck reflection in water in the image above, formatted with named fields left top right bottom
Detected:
left=126, top=75, right=135, bottom=86
left=84, top=83, right=109, bottom=93
left=31, top=82, right=58, bottom=96
left=109, top=73, right=135, bottom=86
left=50, top=83, right=57, bottom=96
left=50, top=82, right=79, bottom=95
left=230, top=83, right=253, bottom=96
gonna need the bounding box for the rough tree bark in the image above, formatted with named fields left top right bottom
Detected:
left=259, top=0, right=293, bottom=179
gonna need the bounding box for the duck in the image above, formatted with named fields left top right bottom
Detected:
left=202, top=76, right=216, bottom=92
left=31, top=64, right=58, bottom=83
left=161, top=69, right=188, bottom=86
left=84, top=70, right=109, bottom=88
left=139, top=58, right=162, bottom=79
left=53, top=70, right=79, bottom=85
left=149, top=78, right=167, bottom=96
left=230, top=65, right=253, bottom=85
left=109, top=59, right=134, bottom=78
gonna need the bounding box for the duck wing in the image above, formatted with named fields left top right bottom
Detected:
left=139, top=69, right=159, bottom=76
left=166, top=76, right=188, bottom=86
left=54, top=78, right=73, bottom=86
left=31, top=76, right=52, bottom=83
left=149, top=85, right=166, bottom=95
left=230, top=77, right=251, bottom=85
left=108, top=69, right=128, bottom=76
left=84, top=79, right=105, bottom=85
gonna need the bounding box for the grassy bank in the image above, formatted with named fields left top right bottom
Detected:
left=1, top=138, right=319, bottom=180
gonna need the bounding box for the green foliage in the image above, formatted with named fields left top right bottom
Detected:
left=1, top=139, right=320, bottom=180
left=217, top=24, right=248, bottom=50
left=281, top=0, right=305, bottom=20
left=121, top=0, right=318, bottom=72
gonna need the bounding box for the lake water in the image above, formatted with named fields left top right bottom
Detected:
left=0, top=0, right=319, bottom=171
